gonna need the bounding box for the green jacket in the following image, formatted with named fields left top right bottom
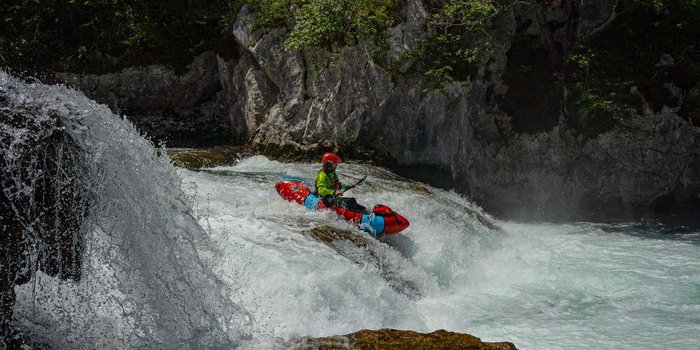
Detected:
left=315, top=170, right=350, bottom=197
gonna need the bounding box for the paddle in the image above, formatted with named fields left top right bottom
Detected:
left=338, top=175, right=367, bottom=196
left=351, top=175, right=368, bottom=189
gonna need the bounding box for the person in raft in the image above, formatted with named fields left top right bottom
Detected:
left=315, top=152, right=367, bottom=212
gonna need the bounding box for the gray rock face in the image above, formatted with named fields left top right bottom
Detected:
left=228, top=2, right=514, bottom=159
left=60, top=51, right=233, bottom=146
left=225, top=4, right=698, bottom=220
left=57, top=2, right=699, bottom=221
left=479, top=116, right=698, bottom=219
left=385, top=0, right=429, bottom=64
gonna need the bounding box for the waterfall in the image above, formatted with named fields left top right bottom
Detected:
left=1, top=71, right=249, bottom=349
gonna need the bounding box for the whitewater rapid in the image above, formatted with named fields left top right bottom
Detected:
left=179, top=156, right=699, bottom=349
left=4, top=71, right=698, bottom=349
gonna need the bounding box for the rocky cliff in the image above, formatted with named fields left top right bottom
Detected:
left=59, top=0, right=700, bottom=221
left=60, top=51, right=235, bottom=147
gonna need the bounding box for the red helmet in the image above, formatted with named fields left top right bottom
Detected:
left=322, top=152, right=342, bottom=165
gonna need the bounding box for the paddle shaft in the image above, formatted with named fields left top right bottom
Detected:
left=339, top=175, right=367, bottom=195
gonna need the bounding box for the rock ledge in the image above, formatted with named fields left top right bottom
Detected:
left=294, top=329, right=517, bottom=350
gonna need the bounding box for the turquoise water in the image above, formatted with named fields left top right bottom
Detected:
left=180, top=156, right=700, bottom=350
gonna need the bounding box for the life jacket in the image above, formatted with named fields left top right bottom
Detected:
left=315, top=170, right=341, bottom=196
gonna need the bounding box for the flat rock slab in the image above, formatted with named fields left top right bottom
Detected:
left=294, top=328, right=517, bottom=350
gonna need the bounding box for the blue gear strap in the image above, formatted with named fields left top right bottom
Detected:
left=304, top=194, right=321, bottom=210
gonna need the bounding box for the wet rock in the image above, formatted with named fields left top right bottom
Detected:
left=167, top=145, right=247, bottom=169
left=1, top=82, right=89, bottom=343
left=59, top=51, right=235, bottom=147
left=293, top=328, right=517, bottom=350
left=309, top=226, right=374, bottom=247
left=227, top=2, right=699, bottom=221
left=307, top=226, right=426, bottom=298
left=480, top=114, right=698, bottom=220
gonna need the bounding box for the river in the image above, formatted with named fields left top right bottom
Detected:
left=3, top=71, right=698, bottom=349
left=176, top=156, right=700, bottom=349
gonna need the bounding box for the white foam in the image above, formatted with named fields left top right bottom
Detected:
left=182, top=156, right=700, bottom=350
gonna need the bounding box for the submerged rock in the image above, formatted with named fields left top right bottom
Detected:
left=307, top=226, right=429, bottom=299
left=293, top=328, right=517, bottom=350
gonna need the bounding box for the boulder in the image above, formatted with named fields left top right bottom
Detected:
left=167, top=145, right=246, bottom=169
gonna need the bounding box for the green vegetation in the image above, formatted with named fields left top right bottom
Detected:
left=1, top=0, right=236, bottom=74
left=1, top=0, right=508, bottom=82
left=502, top=0, right=699, bottom=136
left=566, top=0, right=700, bottom=133
left=243, top=0, right=515, bottom=85
left=390, top=0, right=515, bottom=87
left=243, top=0, right=514, bottom=85
left=421, top=0, right=512, bottom=83
left=285, top=0, right=399, bottom=51
left=240, top=0, right=295, bottom=29
left=644, top=0, right=700, bottom=11
left=566, top=47, right=636, bottom=136
left=240, top=0, right=402, bottom=50
left=2, top=0, right=696, bottom=138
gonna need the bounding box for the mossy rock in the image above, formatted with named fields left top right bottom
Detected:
left=295, top=328, right=517, bottom=350
left=167, top=146, right=247, bottom=169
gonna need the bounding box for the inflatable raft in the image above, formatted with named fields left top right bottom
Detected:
left=275, top=177, right=410, bottom=236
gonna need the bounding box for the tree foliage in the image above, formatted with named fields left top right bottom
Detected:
left=384, top=0, right=514, bottom=87
left=285, top=0, right=399, bottom=51
left=523, top=0, right=700, bottom=134
left=0, top=0, right=235, bottom=74
left=0, top=0, right=516, bottom=83
left=242, top=0, right=296, bottom=29
left=416, top=0, right=513, bottom=84
left=241, top=0, right=401, bottom=51
left=241, top=0, right=515, bottom=85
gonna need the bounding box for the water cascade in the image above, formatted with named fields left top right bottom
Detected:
left=179, top=157, right=699, bottom=349
left=2, top=72, right=698, bottom=349
left=1, top=72, right=248, bottom=349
